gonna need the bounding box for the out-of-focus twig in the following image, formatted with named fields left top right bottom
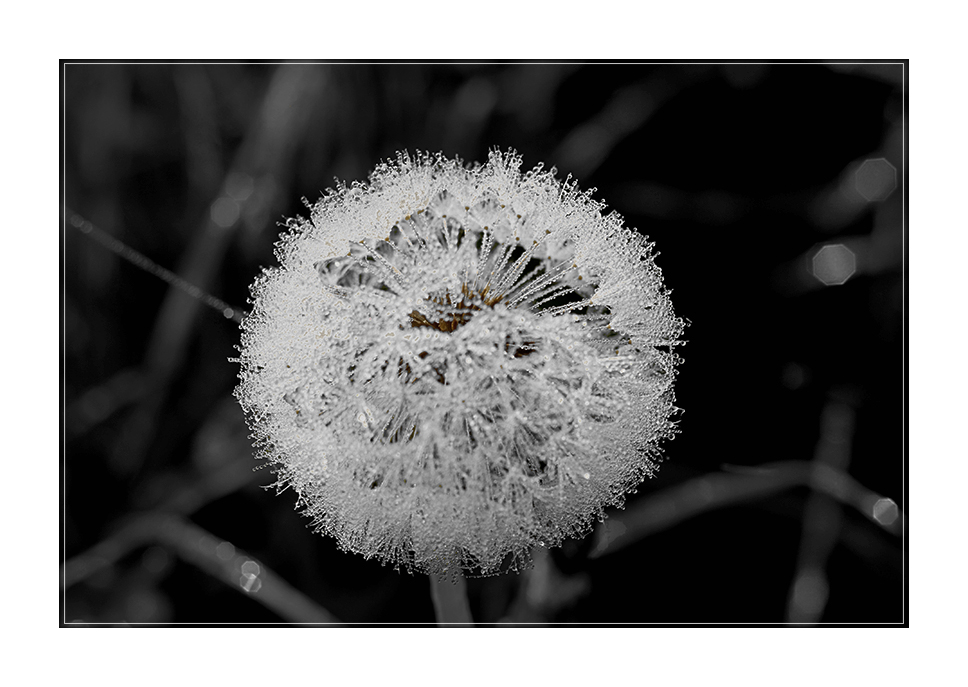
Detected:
left=62, top=512, right=341, bottom=624
left=774, top=82, right=904, bottom=296
left=499, top=546, right=590, bottom=624
left=786, top=392, right=856, bottom=623
left=65, top=366, right=148, bottom=438
left=65, top=208, right=244, bottom=323
left=105, top=65, right=327, bottom=479
left=589, top=458, right=903, bottom=559
left=552, top=67, right=705, bottom=180
left=127, top=396, right=266, bottom=514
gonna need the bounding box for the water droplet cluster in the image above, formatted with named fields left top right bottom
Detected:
left=235, top=150, right=684, bottom=575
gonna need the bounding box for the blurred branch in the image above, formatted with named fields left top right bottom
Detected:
left=775, top=93, right=904, bottom=296
left=98, top=65, right=326, bottom=479
left=62, top=512, right=341, bottom=624
left=127, top=396, right=265, bottom=514
left=152, top=458, right=262, bottom=516
left=553, top=67, right=705, bottom=180
left=589, top=459, right=903, bottom=559
left=500, top=546, right=590, bottom=624
left=786, top=393, right=855, bottom=623
left=65, top=366, right=148, bottom=439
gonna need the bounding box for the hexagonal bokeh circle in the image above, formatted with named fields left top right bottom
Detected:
left=812, top=244, right=857, bottom=286
left=855, top=158, right=897, bottom=202
left=873, top=498, right=899, bottom=526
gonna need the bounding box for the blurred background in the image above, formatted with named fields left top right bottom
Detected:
left=62, top=61, right=905, bottom=625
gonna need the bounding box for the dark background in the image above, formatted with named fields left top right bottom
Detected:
left=62, top=61, right=905, bottom=625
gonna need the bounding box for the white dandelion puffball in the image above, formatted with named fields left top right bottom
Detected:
left=235, top=149, right=684, bottom=576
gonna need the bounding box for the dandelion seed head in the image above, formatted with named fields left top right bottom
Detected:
left=235, top=149, right=684, bottom=575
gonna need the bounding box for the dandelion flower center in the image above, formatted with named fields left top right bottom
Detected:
left=235, top=150, right=684, bottom=575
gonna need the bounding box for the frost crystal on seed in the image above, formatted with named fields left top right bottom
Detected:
left=235, top=149, right=684, bottom=575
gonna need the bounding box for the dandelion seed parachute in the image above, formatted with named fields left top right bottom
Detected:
left=234, top=149, right=684, bottom=576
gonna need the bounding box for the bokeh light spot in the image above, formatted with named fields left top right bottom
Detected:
left=239, top=559, right=262, bottom=593
left=854, top=158, right=897, bottom=202
left=216, top=541, right=236, bottom=561
left=71, top=214, right=92, bottom=233
left=812, top=244, right=856, bottom=286
left=197, top=535, right=216, bottom=553
left=211, top=197, right=240, bottom=228
left=225, top=171, right=254, bottom=201
left=241, top=574, right=263, bottom=593
left=872, top=497, right=899, bottom=526
left=240, top=560, right=260, bottom=576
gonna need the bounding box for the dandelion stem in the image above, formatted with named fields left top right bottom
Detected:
left=429, top=572, right=473, bottom=626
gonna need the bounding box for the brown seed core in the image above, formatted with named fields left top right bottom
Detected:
left=407, top=283, right=536, bottom=360
left=408, top=283, right=502, bottom=333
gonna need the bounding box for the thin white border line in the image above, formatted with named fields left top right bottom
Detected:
left=61, top=61, right=907, bottom=65
left=62, top=60, right=68, bottom=623
left=901, top=59, right=907, bottom=626
left=63, top=622, right=906, bottom=626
